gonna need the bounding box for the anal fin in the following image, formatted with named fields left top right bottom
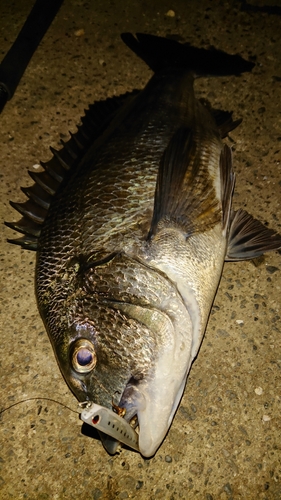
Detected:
left=226, top=209, right=281, bottom=261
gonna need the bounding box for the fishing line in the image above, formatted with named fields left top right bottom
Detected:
left=0, top=397, right=80, bottom=416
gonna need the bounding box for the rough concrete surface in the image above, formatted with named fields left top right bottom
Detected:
left=0, top=0, right=281, bottom=498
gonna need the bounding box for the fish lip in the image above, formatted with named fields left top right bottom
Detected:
left=119, top=368, right=190, bottom=457
left=120, top=385, right=169, bottom=457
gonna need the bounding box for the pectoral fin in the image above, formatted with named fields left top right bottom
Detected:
left=220, top=144, right=235, bottom=232
left=148, top=127, right=222, bottom=239
left=226, top=209, right=281, bottom=261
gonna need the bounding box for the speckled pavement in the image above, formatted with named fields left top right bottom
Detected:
left=0, top=1, right=280, bottom=498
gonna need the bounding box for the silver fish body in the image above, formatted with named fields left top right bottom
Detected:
left=6, top=34, right=281, bottom=456
left=36, top=71, right=227, bottom=456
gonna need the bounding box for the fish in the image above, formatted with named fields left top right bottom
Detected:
left=5, top=33, right=281, bottom=457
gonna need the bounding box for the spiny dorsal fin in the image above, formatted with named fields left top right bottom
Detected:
left=6, top=234, right=38, bottom=251
left=21, top=183, right=52, bottom=210
left=5, top=218, right=41, bottom=237
left=10, top=200, right=47, bottom=224
left=5, top=90, right=139, bottom=250
left=226, top=209, right=281, bottom=261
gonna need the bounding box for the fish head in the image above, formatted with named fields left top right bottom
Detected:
left=43, top=254, right=193, bottom=457
left=58, top=301, right=191, bottom=457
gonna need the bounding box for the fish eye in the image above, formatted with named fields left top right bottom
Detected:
left=71, top=338, right=97, bottom=373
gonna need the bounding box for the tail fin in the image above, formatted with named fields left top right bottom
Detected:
left=121, top=33, right=255, bottom=77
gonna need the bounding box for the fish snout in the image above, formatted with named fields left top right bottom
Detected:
left=120, top=361, right=191, bottom=457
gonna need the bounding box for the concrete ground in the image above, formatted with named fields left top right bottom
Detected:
left=0, top=0, right=281, bottom=498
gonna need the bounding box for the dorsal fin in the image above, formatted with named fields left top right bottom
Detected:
left=5, top=90, right=139, bottom=250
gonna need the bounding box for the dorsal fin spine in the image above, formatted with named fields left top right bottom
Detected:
left=9, top=200, right=47, bottom=224
left=28, top=170, right=58, bottom=196
left=21, top=184, right=52, bottom=210
left=49, top=146, right=72, bottom=170
left=5, top=90, right=140, bottom=250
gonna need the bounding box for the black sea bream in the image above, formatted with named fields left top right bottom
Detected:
left=6, top=34, right=281, bottom=457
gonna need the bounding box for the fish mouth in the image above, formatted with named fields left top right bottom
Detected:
left=81, top=369, right=189, bottom=457
left=118, top=364, right=191, bottom=457
left=112, top=298, right=194, bottom=457
left=95, top=370, right=189, bottom=457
